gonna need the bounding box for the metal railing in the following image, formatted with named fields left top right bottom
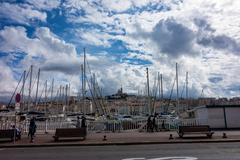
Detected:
left=0, top=118, right=206, bottom=133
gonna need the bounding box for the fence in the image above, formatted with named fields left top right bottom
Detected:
left=0, top=118, right=206, bottom=133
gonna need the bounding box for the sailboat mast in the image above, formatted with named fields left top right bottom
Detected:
left=176, top=63, right=179, bottom=114
left=28, top=65, right=33, bottom=112
left=186, top=71, right=188, bottom=109
left=81, top=64, right=84, bottom=114
left=160, top=74, right=163, bottom=99
left=50, top=79, right=54, bottom=109
left=84, top=48, right=86, bottom=114
left=22, top=70, right=26, bottom=111
left=35, top=68, right=40, bottom=106
left=45, top=80, right=48, bottom=114
left=158, top=72, right=160, bottom=99
left=65, top=84, right=68, bottom=106
left=58, top=85, right=62, bottom=114
left=146, top=68, right=150, bottom=115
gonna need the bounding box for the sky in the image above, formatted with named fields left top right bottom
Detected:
left=0, top=0, right=240, bottom=102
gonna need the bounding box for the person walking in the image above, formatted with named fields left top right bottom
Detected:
left=147, top=115, right=152, bottom=132
left=76, top=116, right=81, bottom=128
left=81, top=116, right=86, bottom=128
left=29, top=117, right=37, bottom=143
left=161, top=120, right=166, bottom=131
left=152, top=115, right=158, bottom=132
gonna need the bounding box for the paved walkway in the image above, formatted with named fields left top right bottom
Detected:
left=1, top=130, right=240, bottom=148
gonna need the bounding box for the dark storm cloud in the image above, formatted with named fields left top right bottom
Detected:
left=137, top=17, right=240, bottom=57
left=194, top=18, right=215, bottom=32
left=41, top=61, right=81, bottom=75
left=197, top=35, right=240, bottom=54
left=208, top=76, right=223, bottom=83
left=151, top=18, right=196, bottom=57
left=195, top=18, right=240, bottom=55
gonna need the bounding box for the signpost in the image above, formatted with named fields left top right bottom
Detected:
left=14, top=93, right=21, bottom=143
left=15, top=93, right=21, bottom=103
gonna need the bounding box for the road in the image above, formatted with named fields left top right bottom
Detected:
left=1, top=142, right=240, bottom=160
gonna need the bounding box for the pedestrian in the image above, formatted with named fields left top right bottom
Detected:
left=28, top=117, right=37, bottom=143
left=12, top=125, right=21, bottom=140
left=147, top=115, right=152, bottom=132
left=76, top=116, right=81, bottom=128
left=152, top=115, right=158, bottom=132
left=162, top=120, right=166, bottom=130
left=81, top=116, right=86, bottom=128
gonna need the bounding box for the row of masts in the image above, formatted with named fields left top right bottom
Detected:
left=146, top=63, right=189, bottom=115
left=9, top=48, right=111, bottom=116
left=8, top=48, right=191, bottom=117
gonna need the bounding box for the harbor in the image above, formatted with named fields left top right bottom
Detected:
left=1, top=59, right=240, bottom=135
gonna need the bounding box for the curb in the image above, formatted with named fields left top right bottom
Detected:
left=1, top=139, right=240, bottom=148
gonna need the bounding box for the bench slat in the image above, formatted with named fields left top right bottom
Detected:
left=0, top=129, right=15, bottom=141
left=178, top=125, right=214, bottom=138
left=54, top=128, right=87, bottom=141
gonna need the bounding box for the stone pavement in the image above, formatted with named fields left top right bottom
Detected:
left=1, top=130, right=240, bottom=148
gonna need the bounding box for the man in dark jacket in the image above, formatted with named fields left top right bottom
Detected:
left=81, top=116, right=86, bottom=128
left=29, top=117, right=37, bottom=142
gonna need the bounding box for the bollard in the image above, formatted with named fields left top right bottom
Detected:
left=222, top=133, right=227, bottom=138
left=169, top=134, right=173, bottom=140
left=103, top=135, right=107, bottom=141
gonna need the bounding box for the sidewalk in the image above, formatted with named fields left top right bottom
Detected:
left=1, top=130, right=240, bottom=148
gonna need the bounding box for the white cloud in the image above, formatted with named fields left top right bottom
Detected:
left=101, top=0, right=132, bottom=12
left=1, top=0, right=240, bottom=99
left=0, top=2, right=47, bottom=25
left=0, top=60, right=18, bottom=100
left=0, top=26, right=77, bottom=60
left=0, top=26, right=82, bottom=100
left=78, top=29, right=113, bottom=47
left=25, top=0, right=61, bottom=11
left=45, top=0, right=240, bottom=98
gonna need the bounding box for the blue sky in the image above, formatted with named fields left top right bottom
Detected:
left=0, top=0, right=240, bottom=102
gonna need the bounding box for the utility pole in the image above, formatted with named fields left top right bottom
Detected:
left=28, top=65, right=33, bottom=112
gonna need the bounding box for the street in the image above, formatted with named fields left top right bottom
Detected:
left=1, top=142, right=240, bottom=160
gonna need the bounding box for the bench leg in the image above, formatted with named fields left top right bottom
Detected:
left=178, top=133, right=183, bottom=138
left=207, top=133, right=212, bottom=138
left=54, top=137, right=59, bottom=142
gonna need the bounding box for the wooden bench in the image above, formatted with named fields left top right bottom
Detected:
left=0, top=129, right=20, bottom=141
left=178, top=125, right=214, bottom=138
left=53, top=128, right=87, bottom=141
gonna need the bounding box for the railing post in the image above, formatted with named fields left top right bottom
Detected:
left=45, top=119, right=48, bottom=134
left=25, top=119, right=28, bottom=133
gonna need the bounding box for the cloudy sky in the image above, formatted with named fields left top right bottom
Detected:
left=0, top=0, right=240, bottom=102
